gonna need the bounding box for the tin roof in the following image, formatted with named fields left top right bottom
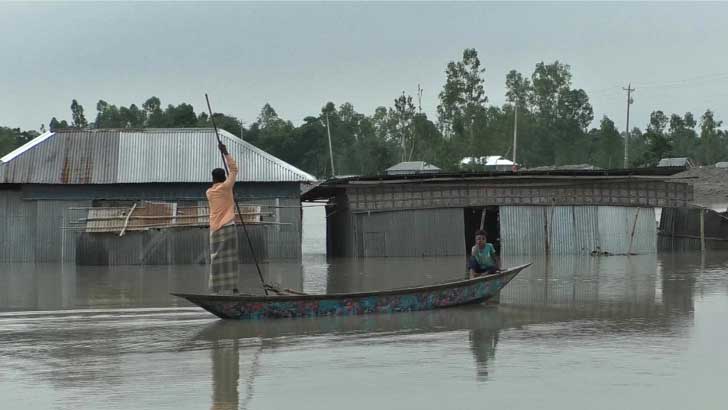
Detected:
left=385, top=161, right=441, bottom=173
left=460, top=155, right=515, bottom=166
left=657, top=157, right=693, bottom=167
left=0, top=128, right=315, bottom=184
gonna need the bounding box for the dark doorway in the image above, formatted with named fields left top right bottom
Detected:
left=463, top=206, right=501, bottom=254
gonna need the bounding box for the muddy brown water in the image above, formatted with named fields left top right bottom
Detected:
left=1, top=208, right=727, bottom=409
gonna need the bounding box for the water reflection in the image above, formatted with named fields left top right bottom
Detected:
left=0, top=262, right=303, bottom=311
left=210, top=338, right=240, bottom=410
left=469, top=327, right=499, bottom=382
left=1, top=251, right=728, bottom=409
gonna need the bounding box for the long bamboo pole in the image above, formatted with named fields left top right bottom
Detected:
left=206, top=94, right=268, bottom=295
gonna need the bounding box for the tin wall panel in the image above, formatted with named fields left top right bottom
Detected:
left=502, top=205, right=656, bottom=256
left=500, top=206, right=546, bottom=255
left=572, top=206, right=600, bottom=254
left=598, top=206, right=630, bottom=254
left=1, top=190, right=300, bottom=264
left=0, top=191, right=36, bottom=262
left=629, top=208, right=657, bottom=254
left=35, top=200, right=89, bottom=262
left=73, top=196, right=300, bottom=265
left=597, top=207, right=656, bottom=254
left=352, top=208, right=464, bottom=257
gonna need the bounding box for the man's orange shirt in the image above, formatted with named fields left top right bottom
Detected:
left=206, top=154, right=238, bottom=232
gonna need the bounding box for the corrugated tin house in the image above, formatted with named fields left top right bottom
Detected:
left=460, top=156, right=516, bottom=172
left=657, top=157, right=694, bottom=168
left=385, top=161, right=441, bottom=176
left=303, top=169, right=693, bottom=258
left=0, top=128, right=316, bottom=264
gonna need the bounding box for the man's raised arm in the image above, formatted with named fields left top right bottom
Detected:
left=219, top=143, right=238, bottom=189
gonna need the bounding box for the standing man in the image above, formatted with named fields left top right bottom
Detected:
left=207, top=143, right=239, bottom=295
left=468, top=230, right=500, bottom=278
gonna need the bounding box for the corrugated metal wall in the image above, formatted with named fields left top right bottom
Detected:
left=658, top=207, right=728, bottom=251
left=1, top=190, right=302, bottom=264
left=0, top=190, right=90, bottom=262
left=72, top=197, right=301, bottom=265
left=36, top=200, right=90, bottom=262
left=501, top=206, right=656, bottom=256
left=349, top=208, right=464, bottom=257
left=0, top=190, right=36, bottom=261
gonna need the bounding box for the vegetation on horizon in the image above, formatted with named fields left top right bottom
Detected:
left=2, top=49, right=727, bottom=177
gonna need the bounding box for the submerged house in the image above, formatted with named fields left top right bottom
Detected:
left=302, top=169, right=692, bottom=258
left=0, top=128, right=315, bottom=264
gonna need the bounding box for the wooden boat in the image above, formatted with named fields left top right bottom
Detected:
left=172, top=263, right=530, bottom=320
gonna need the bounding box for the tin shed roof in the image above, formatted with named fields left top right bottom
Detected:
left=0, top=128, right=315, bottom=184
left=385, top=161, right=441, bottom=173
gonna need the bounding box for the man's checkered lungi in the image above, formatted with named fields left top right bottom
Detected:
left=209, top=224, right=239, bottom=294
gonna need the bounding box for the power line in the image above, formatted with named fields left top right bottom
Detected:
left=635, top=72, right=728, bottom=89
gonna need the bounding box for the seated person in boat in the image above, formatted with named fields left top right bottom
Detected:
left=206, top=142, right=240, bottom=295
left=468, top=230, right=500, bottom=278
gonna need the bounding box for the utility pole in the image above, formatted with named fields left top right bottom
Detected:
left=239, top=120, right=245, bottom=140
left=512, top=104, right=518, bottom=166
left=400, top=91, right=407, bottom=162
left=417, top=84, right=423, bottom=114
left=623, top=83, right=635, bottom=168
left=325, top=113, right=336, bottom=177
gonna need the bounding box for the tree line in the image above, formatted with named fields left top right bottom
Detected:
left=2, top=48, right=727, bottom=176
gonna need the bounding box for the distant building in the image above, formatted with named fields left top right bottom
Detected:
left=657, top=157, right=694, bottom=168
left=460, top=156, right=515, bottom=171
left=385, top=161, right=441, bottom=176
left=714, top=162, right=728, bottom=169
left=0, top=128, right=315, bottom=264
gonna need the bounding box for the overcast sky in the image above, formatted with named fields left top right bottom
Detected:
left=2, top=2, right=727, bottom=133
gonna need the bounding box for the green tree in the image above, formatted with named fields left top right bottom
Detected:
left=437, top=48, right=487, bottom=142
left=49, top=117, right=69, bottom=131
left=70, top=99, right=88, bottom=128
left=392, top=92, right=416, bottom=162
left=252, top=103, right=295, bottom=165
left=641, top=110, right=673, bottom=166
left=698, top=109, right=725, bottom=165
left=589, top=116, right=624, bottom=168
left=626, top=127, right=649, bottom=167
left=121, top=104, right=146, bottom=128
left=505, top=69, right=532, bottom=109
left=668, top=112, right=697, bottom=158
left=0, top=127, right=39, bottom=156
left=530, top=61, right=572, bottom=120
left=516, top=61, right=593, bottom=166
left=95, top=100, right=124, bottom=128
left=143, top=97, right=165, bottom=127
left=163, top=103, right=197, bottom=127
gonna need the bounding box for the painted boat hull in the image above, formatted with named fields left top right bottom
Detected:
left=172, top=263, right=530, bottom=320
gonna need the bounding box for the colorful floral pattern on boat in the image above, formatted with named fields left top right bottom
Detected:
left=182, top=268, right=525, bottom=320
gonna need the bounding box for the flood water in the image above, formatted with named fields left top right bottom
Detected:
left=1, top=207, right=727, bottom=409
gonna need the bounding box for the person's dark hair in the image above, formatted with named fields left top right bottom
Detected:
left=475, top=229, right=487, bottom=238
left=212, top=168, right=226, bottom=183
